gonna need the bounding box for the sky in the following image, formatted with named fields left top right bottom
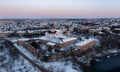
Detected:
left=0, top=0, right=120, bottom=18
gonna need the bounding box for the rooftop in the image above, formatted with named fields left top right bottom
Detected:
left=75, top=38, right=95, bottom=46
left=40, top=36, right=77, bottom=44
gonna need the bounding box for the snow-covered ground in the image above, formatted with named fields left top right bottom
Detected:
left=0, top=46, right=40, bottom=72
left=41, top=61, right=81, bottom=72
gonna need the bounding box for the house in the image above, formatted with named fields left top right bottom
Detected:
left=75, top=38, right=95, bottom=52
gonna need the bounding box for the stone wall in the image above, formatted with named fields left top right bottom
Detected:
left=77, top=40, right=95, bottom=52
left=17, top=40, right=39, bottom=58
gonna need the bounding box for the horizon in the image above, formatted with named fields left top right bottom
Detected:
left=0, top=0, right=120, bottom=18
left=1, top=15, right=120, bottom=19
left=1, top=16, right=120, bottom=19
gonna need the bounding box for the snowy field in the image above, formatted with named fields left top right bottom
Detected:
left=0, top=46, right=40, bottom=72
left=41, top=61, right=81, bottom=72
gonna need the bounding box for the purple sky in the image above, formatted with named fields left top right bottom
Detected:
left=0, top=0, right=120, bottom=18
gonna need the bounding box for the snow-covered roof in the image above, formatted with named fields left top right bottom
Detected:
left=47, top=42, right=56, bottom=46
left=27, top=30, right=34, bottom=33
left=62, top=37, right=77, bottom=42
left=17, top=31, right=26, bottom=33
left=40, top=36, right=62, bottom=43
left=114, top=28, right=120, bottom=30
left=75, top=38, right=95, bottom=46
left=40, top=36, right=77, bottom=43
left=18, top=38, right=30, bottom=41
left=3, top=31, right=13, bottom=33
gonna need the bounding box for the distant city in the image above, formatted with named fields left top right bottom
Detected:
left=0, top=18, right=120, bottom=72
